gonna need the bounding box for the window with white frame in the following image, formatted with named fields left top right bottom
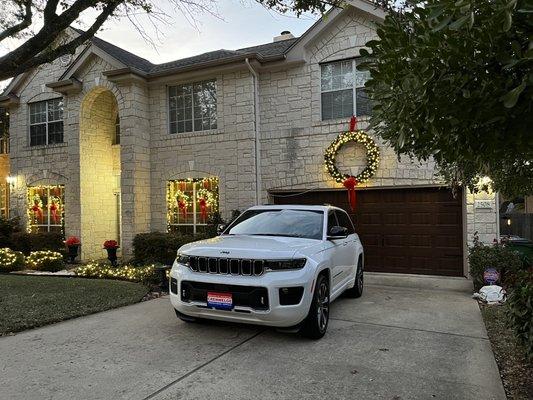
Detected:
left=167, top=177, right=219, bottom=235
left=168, top=80, right=217, bottom=134
left=321, top=58, right=371, bottom=120
left=29, top=98, right=64, bottom=146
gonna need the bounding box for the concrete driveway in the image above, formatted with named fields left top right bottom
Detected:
left=0, top=274, right=505, bottom=400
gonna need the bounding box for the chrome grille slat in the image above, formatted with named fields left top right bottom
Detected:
left=190, top=257, right=264, bottom=276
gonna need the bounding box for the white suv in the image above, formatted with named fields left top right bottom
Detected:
left=169, top=205, right=364, bottom=339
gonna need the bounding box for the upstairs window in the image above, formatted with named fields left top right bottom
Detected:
left=168, top=80, right=217, bottom=134
left=321, top=58, right=371, bottom=120
left=29, top=98, right=64, bottom=146
left=0, top=107, right=9, bottom=154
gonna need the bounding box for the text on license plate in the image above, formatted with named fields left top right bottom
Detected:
left=207, top=292, right=233, bottom=310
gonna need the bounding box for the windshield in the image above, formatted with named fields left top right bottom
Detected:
left=226, top=209, right=324, bottom=240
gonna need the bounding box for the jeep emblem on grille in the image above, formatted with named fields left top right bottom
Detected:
left=220, top=250, right=230, bottom=254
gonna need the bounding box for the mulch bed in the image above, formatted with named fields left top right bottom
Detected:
left=480, top=304, right=533, bottom=400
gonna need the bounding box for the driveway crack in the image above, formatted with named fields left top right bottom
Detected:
left=142, top=329, right=265, bottom=400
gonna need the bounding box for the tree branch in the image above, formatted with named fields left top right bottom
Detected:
left=8, top=1, right=120, bottom=78
left=0, top=0, right=33, bottom=42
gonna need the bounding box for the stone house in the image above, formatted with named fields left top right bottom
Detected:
left=0, top=0, right=498, bottom=275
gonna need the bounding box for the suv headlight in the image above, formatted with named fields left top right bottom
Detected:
left=176, top=253, right=190, bottom=267
left=265, top=258, right=307, bottom=271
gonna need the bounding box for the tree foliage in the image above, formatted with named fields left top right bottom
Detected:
left=362, top=0, right=533, bottom=197
left=0, top=0, right=349, bottom=81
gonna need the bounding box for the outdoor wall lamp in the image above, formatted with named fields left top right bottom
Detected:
left=6, top=175, right=16, bottom=189
left=506, top=218, right=512, bottom=226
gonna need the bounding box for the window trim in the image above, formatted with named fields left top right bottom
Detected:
left=28, top=98, right=64, bottom=146
left=320, top=57, right=369, bottom=121
left=167, top=79, right=218, bottom=135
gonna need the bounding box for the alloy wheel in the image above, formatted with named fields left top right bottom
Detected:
left=316, top=280, right=329, bottom=332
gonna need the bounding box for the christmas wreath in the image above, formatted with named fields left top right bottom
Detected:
left=30, top=194, right=43, bottom=221
left=49, top=196, right=62, bottom=224
left=324, top=117, right=380, bottom=210
left=175, top=190, right=190, bottom=219
left=197, top=188, right=217, bottom=221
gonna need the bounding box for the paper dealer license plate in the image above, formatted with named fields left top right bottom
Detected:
left=207, top=292, right=233, bottom=310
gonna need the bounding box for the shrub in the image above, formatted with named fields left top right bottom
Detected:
left=468, top=233, right=523, bottom=290
left=0, top=216, right=22, bottom=248
left=0, top=248, right=25, bottom=272
left=26, top=251, right=65, bottom=272
left=11, top=232, right=64, bottom=255
left=74, top=262, right=156, bottom=283
left=132, top=232, right=208, bottom=265
left=506, top=272, right=533, bottom=362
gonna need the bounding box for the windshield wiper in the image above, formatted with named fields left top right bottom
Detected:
left=247, top=233, right=306, bottom=238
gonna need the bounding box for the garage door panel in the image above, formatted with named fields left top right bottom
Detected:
left=271, top=187, right=463, bottom=276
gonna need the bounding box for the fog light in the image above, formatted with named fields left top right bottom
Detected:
left=279, top=287, right=304, bottom=305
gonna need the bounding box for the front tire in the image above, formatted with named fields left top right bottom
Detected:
left=300, top=274, right=329, bottom=339
left=345, top=259, right=363, bottom=298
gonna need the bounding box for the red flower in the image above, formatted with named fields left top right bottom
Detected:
left=65, top=236, right=81, bottom=246
left=103, top=240, right=120, bottom=249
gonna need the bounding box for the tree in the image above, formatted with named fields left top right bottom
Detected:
left=0, top=0, right=348, bottom=81
left=361, top=0, right=532, bottom=197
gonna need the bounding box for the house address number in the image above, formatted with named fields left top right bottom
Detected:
left=474, top=200, right=493, bottom=209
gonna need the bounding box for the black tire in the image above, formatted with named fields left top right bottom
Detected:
left=300, top=273, right=330, bottom=339
left=175, top=309, right=197, bottom=323
left=345, top=258, right=364, bottom=298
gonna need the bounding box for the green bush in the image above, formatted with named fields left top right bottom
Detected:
left=468, top=233, right=523, bottom=290
left=0, top=217, right=22, bottom=248
left=74, top=262, right=156, bottom=283
left=0, top=248, right=25, bottom=272
left=132, top=232, right=208, bottom=265
left=26, top=251, right=65, bottom=272
left=11, top=232, right=64, bottom=255
left=506, top=272, right=533, bottom=362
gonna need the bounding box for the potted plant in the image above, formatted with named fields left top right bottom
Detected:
left=103, top=240, right=119, bottom=266
left=65, top=236, right=81, bottom=263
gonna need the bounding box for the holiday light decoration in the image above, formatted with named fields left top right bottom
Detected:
left=74, top=262, right=156, bottom=283
left=324, top=129, right=380, bottom=184
left=324, top=117, right=380, bottom=211
left=0, top=248, right=25, bottom=271
left=26, top=250, right=64, bottom=272
left=166, top=177, right=219, bottom=232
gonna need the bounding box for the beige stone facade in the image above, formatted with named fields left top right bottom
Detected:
left=1, top=3, right=498, bottom=271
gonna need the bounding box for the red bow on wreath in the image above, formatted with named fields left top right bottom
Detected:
left=343, top=176, right=358, bottom=211
left=31, top=202, right=43, bottom=221
left=177, top=200, right=187, bottom=219
left=198, top=198, right=208, bottom=221
left=49, top=202, right=59, bottom=224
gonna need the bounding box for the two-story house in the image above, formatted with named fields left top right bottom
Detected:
left=0, top=0, right=498, bottom=275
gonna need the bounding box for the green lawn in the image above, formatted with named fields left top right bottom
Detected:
left=0, top=274, right=150, bottom=335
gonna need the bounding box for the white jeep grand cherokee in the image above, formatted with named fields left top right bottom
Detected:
left=169, top=205, right=364, bottom=339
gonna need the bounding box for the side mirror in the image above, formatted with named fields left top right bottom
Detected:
left=217, top=224, right=227, bottom=235
left=327, top=226, right=348, bottom=240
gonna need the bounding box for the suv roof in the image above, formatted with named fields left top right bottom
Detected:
left=248, top=204, right=344, bottom=212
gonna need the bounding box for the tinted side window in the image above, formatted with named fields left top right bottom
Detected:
left=335, top=210, right=355, bottom=234
left=327, top=211, right=338, bottom=233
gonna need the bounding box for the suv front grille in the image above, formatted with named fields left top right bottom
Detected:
left=189, top=256, right=265, bottom=276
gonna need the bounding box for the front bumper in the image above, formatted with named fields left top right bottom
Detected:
left=169, top=261, right=316, bottom=327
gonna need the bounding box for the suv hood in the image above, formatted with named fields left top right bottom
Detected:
left=179, top=235, right=322, bottom=259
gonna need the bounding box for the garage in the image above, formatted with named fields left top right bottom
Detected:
left=270, top=186, right=464, bottom=277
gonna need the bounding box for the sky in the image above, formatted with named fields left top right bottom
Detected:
left=0, top=0, right=319, bottom=90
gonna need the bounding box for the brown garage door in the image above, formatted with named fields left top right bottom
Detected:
left=270, top=187, right=463, bottom=276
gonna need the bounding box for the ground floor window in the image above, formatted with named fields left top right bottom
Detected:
left=27, top=185, right=64, bottom=233
left=167, top=177, right=219, bottom=234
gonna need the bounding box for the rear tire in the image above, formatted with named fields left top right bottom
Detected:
left=300, top=274, right=329, bottom=339
left=175, top=309, right=197, bottom=323
left=345, top=258, right=363, bottom=298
